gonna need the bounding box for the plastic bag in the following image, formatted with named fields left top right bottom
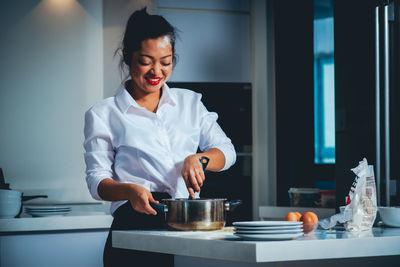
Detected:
left=344, top=158, right=377, bottom=231
left=319, top=158, right=377, bottom=231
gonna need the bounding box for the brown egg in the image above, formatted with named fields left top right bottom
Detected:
left=300, top=212, right=318, bottom=233
left=285, top=211, right=302, bottom=221
left=301, top=212, right=318, bottom=224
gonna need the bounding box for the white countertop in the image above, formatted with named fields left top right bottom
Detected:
left=0, top=202, right=113, bottom=233
left=112, top=227, right=400, bottom=263
left=0, top=214, right=113, bottom=233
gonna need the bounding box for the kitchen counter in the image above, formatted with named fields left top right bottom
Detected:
left=0, top=213, right=112, bottom=267
left=0, top=202, right=113, bottom=233
left=0, top=214, right=113, bottom=233
left=112, top=227, right=400, bottom=266
left=0, top=204, right=113, bottom=267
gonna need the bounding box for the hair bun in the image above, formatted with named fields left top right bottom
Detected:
left=130, top=7, right=149, bottom=22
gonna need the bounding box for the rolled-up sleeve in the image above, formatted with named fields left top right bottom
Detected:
left=83, top=109, right=115, bottom=200
left=198, top=101, right=236, bottom=171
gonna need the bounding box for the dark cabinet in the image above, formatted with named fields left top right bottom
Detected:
left=167, top=82, right=253, bottom=224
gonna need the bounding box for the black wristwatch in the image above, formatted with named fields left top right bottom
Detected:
left=199, top=156, right=210, bottom=171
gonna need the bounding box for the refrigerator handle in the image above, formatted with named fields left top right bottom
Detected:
left=384, top=4, right=390, bottom=207
left=375, top=5, right=381, bottom=206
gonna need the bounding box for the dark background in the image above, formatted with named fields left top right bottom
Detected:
left=275, top=0, right=400, bottom=208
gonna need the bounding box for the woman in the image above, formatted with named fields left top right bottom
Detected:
left=83, top=8, right=236, bottom=267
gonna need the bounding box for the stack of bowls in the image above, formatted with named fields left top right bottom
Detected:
left=0, top=189, right=22, bottom=218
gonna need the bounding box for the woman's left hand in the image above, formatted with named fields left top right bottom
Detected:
left=181, top=154, right=205, bottom=198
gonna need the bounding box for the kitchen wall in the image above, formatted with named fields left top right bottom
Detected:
left=0, top=0, right=103, bottom=202
left=251, top=0, right=276, bottom=217
left=156, top=0, right=251, bottom=82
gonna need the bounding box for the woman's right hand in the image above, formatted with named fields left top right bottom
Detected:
left=97, top=178, right=159, bottom=215
left=127, top=184, right=159, bottom=215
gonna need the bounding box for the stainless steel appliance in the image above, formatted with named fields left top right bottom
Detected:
left=334, top=0, right=400, bottom=208
left=374, top=0, right=400, bottom=206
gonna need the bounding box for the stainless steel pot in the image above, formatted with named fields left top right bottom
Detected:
left=151, top=198, right=242, bottom=231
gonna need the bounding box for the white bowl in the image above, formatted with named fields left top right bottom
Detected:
left=0, top=194, right=21, bottom=200
left=379, top=206, right=400, bottom=227
left=0, top=189, right=22, bottom=198
left=0, top=198, right=22, bottom=218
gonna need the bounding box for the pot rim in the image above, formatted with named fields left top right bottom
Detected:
left=161, top=198, right=227, bottom=202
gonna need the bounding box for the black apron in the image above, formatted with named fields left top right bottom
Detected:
left=103, top=192, right=174, bottom=267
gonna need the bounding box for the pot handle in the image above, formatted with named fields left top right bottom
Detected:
left=150, top=202, right=168, bottom=213
left=224, top=200, right=242, bottom=212
left=16, top=195, right=48, bottom=218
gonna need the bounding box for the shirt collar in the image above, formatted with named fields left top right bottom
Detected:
left=115, top=82, right=176, bottom=114
left=115, top=83, right=137, bottom=113
left=161, top=83, right=177, bottom=107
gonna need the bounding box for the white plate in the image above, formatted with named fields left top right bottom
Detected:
left=25, top=210, right=70, bottom=214
left=26, top=211, right=70, bottom=217
left=25, top=205, right=71, bottom=210
left=234, top=232, right=303, bottom=241
left=235, top=229, right=303, bottom=234
left=25, top=208, right=71, bottom=212
left=233, top=221, right=303, bottom=227
left=234, top=225, right=302, bottom=231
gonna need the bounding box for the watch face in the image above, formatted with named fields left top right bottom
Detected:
left=200, top=156, right=210, bottom=170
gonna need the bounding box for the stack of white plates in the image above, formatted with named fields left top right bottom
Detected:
left=25, top=206, right=71, bottom=217
left=232, top=221, right=304, bottom=241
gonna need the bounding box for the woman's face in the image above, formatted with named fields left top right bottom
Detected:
left=129, top=36, right=173, bottom=97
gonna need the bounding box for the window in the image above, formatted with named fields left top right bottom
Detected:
left=314, top=0, right=335, bottom=164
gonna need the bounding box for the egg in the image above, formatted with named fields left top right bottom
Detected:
left=285, top=211, right=302, bottom=221
left=301, top=211, right=318, bottom=224
left=300, top=211, right=318, bottom=233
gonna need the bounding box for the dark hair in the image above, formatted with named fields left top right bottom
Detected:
left=120, top=7, right=178, bottom=68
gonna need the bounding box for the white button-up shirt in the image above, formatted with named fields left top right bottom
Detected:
left=84, top=83, right=236, bottom=214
